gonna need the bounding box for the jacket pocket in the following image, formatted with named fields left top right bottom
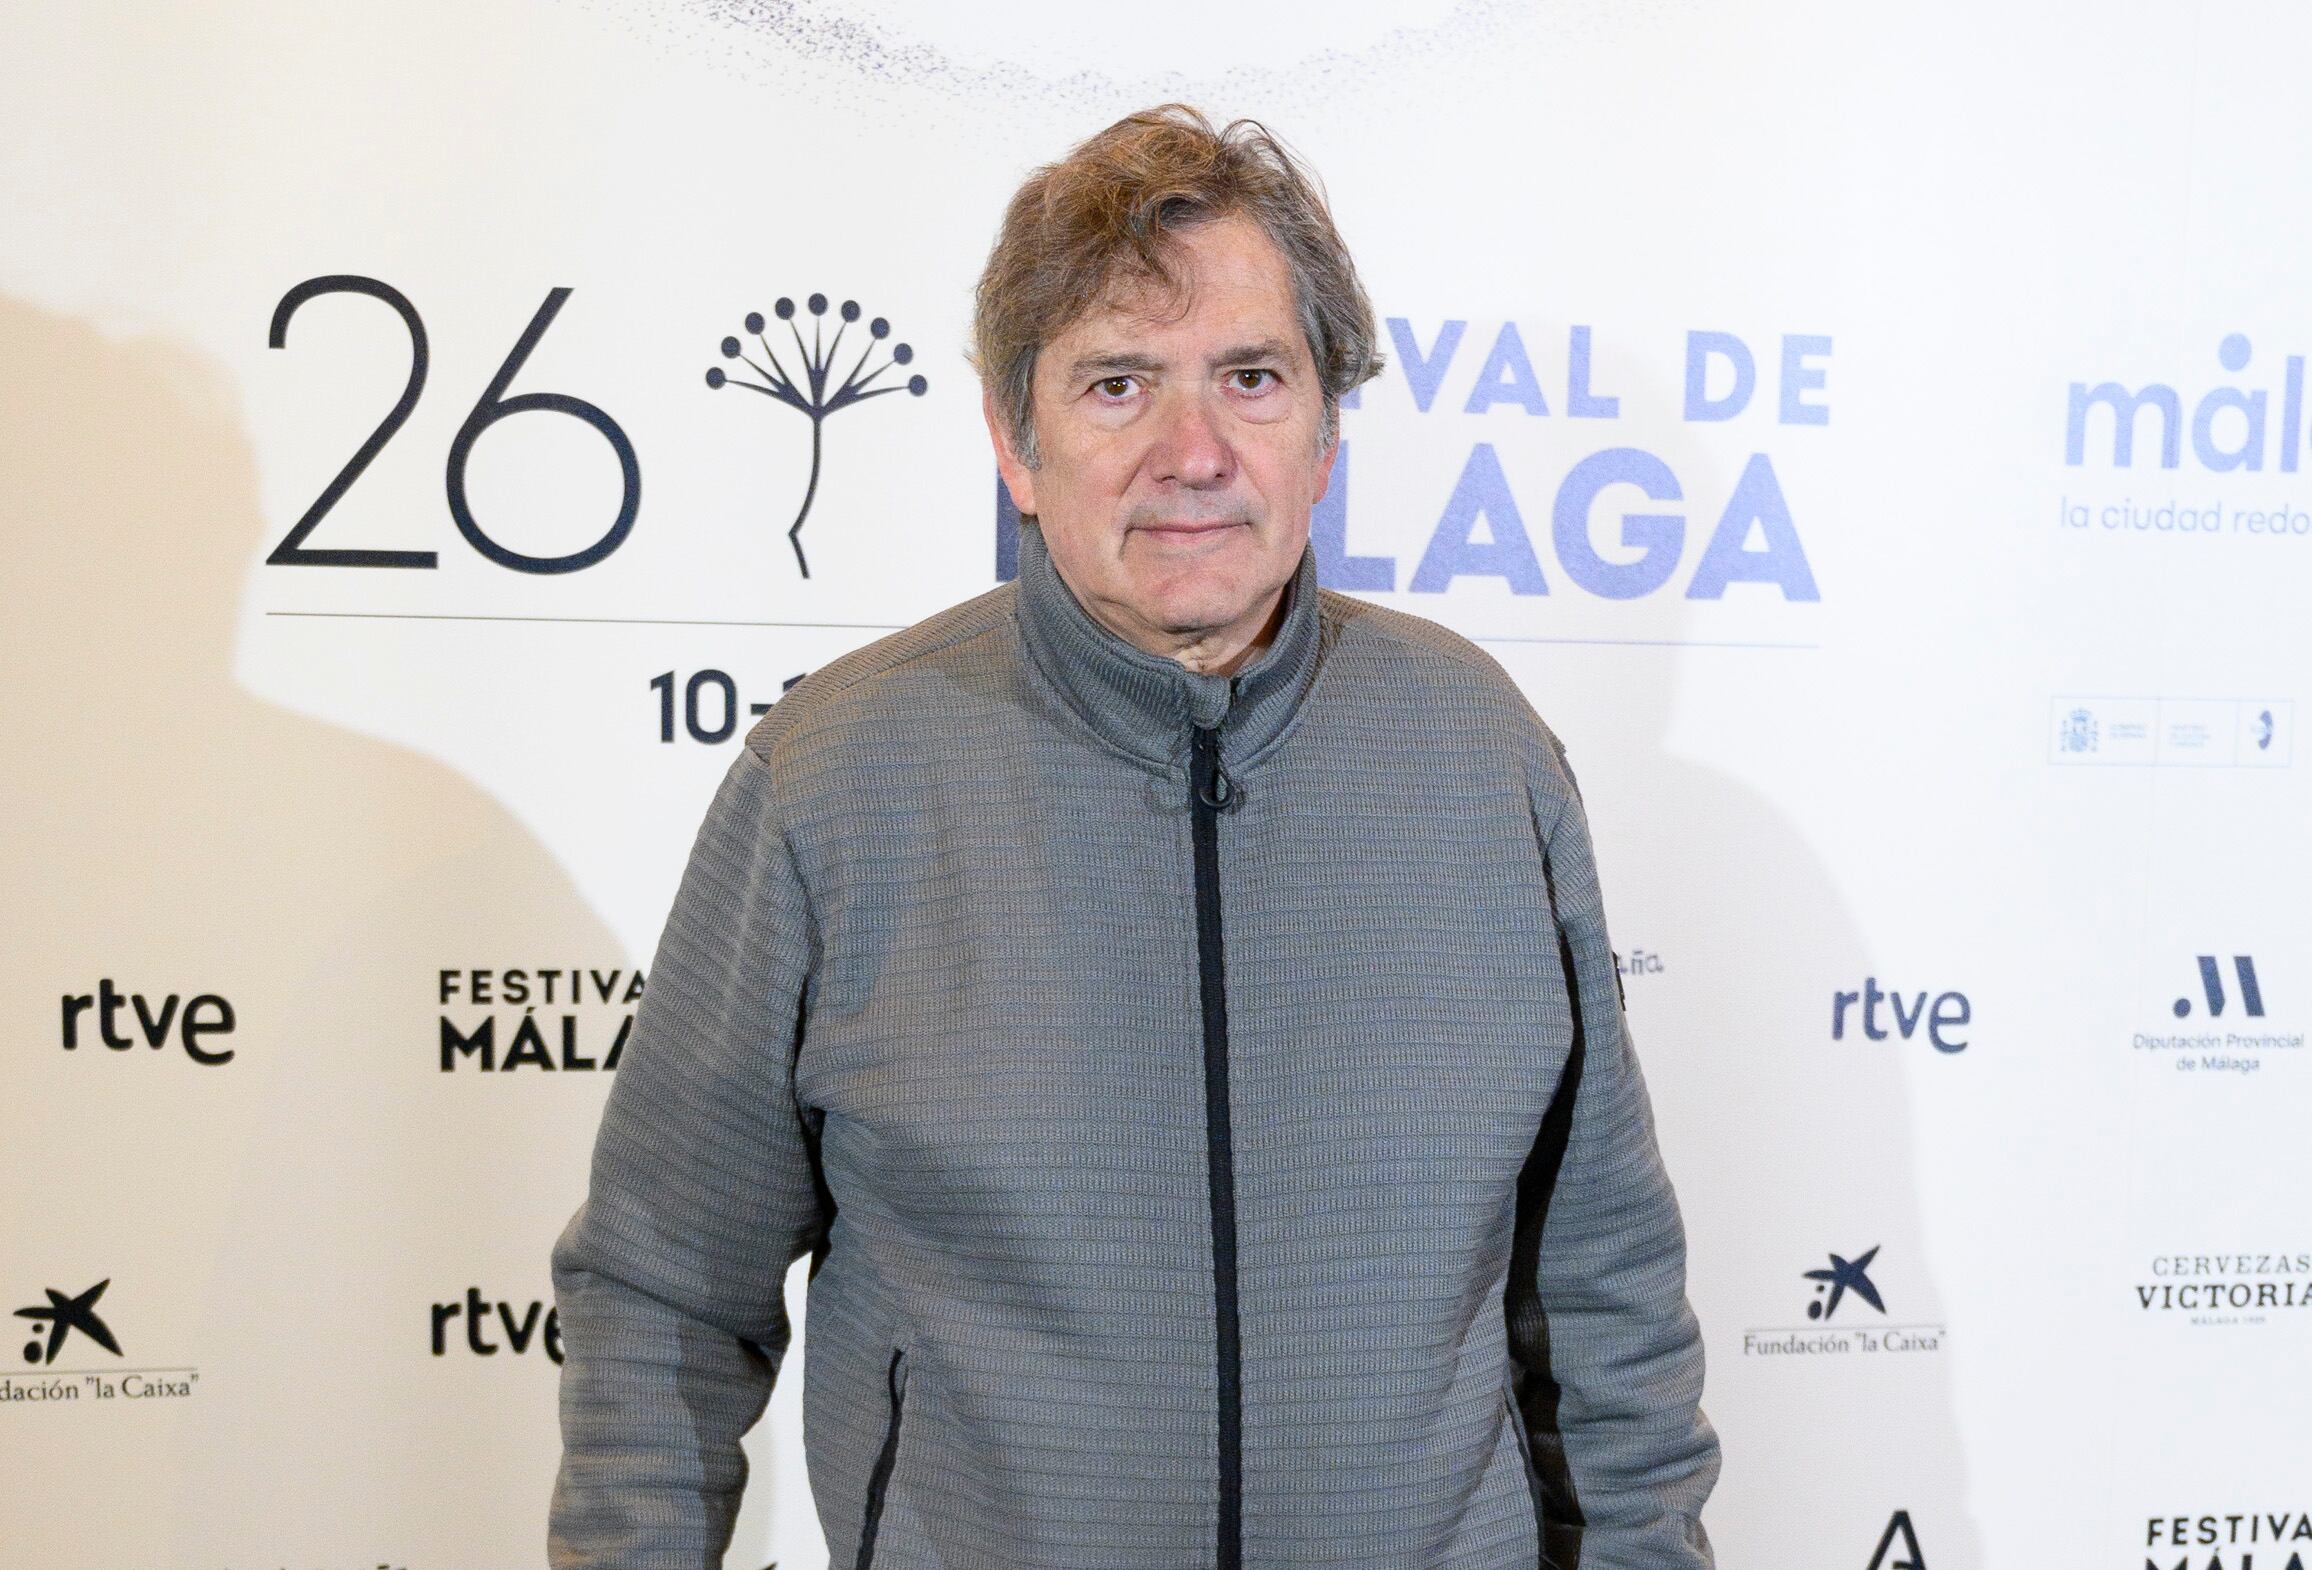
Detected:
left=855, top=1346, right=909, bottom=1570
left=1502, top=1383, right=1551, bottom=1567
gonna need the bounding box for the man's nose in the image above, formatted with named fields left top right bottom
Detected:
left=1149, top=389, right=1234, bottom=489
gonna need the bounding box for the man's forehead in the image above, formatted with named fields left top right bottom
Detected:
left=1043, top=289, right=1308, bottom=383
left=1057, top=334, right=1300, bottom=385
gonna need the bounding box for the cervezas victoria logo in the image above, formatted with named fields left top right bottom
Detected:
left=705, top=293, right=929, bottom=578
left=2135, top=1251, right=2311, bottom=1327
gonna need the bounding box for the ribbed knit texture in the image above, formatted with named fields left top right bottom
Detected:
left=549, top=523, right=1719, bottom=1569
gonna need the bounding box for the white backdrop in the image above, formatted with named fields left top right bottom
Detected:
left=4, top=3, right=2307, bottom=1567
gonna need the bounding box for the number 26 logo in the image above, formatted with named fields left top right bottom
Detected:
left=266, top=275, right=639, bottom=574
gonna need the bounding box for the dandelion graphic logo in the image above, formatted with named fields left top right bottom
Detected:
left=706, top=293, right=928, bottom=578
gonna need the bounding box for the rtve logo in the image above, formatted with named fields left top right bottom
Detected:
left=430, top=1289, right=562, bottom=1364
left=1830, top=979, right=1971, bottom=1053
left=60, top=980, right=237, bottom=1065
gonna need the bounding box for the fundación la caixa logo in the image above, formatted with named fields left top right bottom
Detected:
left=1741, top=1244, right=1945, bottom=1360
left=4, top=1278, right=199, bottom=1407
left=996, top=321, right=1830, bottom=608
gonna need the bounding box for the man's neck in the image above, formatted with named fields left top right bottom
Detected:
left=1163, top=590, right=1286, bottom=677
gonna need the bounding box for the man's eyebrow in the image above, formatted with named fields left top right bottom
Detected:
left=1209, top=338, right=1294, bottom=369
left=1061, top=339, right=1297, bottom=383
left=1063, top=349, right=1166, bottom=383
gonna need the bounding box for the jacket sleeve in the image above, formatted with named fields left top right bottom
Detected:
left=548, top=743, right=828, bottom=1570
left=1507, top=728, right=1719, bottom=1570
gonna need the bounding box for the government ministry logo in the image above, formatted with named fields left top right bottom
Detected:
left=706, top=293, right=929, bottom=579
left=2059, top=706, right=2098, bottom=754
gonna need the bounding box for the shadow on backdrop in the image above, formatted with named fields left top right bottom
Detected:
left=1491, top=342, right=1984, bottom=1567
left=0, top=293, right=628, bottom=1567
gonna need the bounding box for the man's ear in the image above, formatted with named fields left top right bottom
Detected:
left=1312, top=430, right=1341, bottom=507
left=983, top=385, right=1037, bottom=517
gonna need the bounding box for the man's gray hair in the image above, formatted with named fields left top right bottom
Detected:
left=968, top=103, right=1385, bottom=470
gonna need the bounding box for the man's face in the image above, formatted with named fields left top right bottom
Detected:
left=986, top=213, right=1336, bottom=673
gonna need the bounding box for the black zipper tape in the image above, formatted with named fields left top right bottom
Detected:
left=1189, top=723, right=1242, bottom=1570
left=855, top=1345, right=908, bottom=1570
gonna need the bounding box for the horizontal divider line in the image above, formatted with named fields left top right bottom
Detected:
left=22, top=1366, right=201, bottom=1375
left=265, top=610, right=908, bottom=630
left=266, top=610, right=1817, bottom=648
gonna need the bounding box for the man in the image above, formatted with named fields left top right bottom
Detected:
left=550, top=104, right=1718, bottom=1569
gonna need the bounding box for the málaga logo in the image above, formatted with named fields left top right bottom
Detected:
left=706, top=293, right=930, bottom=578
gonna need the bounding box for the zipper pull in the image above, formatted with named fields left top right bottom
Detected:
left=1190, top=725, right=1240, bottom=812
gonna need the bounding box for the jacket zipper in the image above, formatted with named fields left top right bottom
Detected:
left=1188, top=723, right=1242, bottom=1570
left=855, top=1345, right=908, bottom=1570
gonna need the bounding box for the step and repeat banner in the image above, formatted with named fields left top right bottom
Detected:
left=4, top=1, right=2306, bottom=1566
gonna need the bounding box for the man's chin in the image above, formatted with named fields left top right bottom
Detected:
left=1140, top=584, right=1282, bottom=646
left=1127, top=522, right=1256, bottom=560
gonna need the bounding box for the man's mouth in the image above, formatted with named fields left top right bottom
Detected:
left=1133, top=519, right=1246, bottom=540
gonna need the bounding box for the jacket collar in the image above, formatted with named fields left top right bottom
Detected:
left=1012, top=520, right=1324, bottom=774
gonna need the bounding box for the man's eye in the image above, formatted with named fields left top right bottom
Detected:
left=1095, top=376, right=1136, bottom=398
left=1232, top=368, right=1277, bottom=391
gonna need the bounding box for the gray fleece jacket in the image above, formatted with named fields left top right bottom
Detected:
left=548, top=521, right=1719, bottom=1570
